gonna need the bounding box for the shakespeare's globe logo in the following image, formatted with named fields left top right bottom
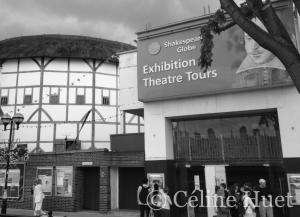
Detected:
left=148, top=42, right=161, bottom=55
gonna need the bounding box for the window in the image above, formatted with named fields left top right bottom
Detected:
left=49, top=94, right=59, bottom=104
left=55, top=166, right=73, bottom=197
left=102, top=96, right=110, bottom=105
left=24, top=95, right=32, bottom=105
left=76, top=95, right=85, bottom=105
left=36, top=167, right=53, bottom=196
left=0, top=96, right=8, bottom=105
left=0, top=169, right=21, bottom=198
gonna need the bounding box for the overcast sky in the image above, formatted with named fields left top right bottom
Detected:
left=0, top=0, right=244, bottom=45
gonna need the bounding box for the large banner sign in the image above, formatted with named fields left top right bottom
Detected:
left=137, top=6, right=295, bottom=102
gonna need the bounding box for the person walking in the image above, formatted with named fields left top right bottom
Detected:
left=33, top=179, right=45, bottom=216
left=256, top=179, right=274, bottom=217
left=228, top=184, right=241, bottom=217
left=150, top=183, right=162, bottom=217
left=31, top=179, right=38, bottom=211
left=215, top=186, right=230, bottom=217
left=137, top=178, right=151, bottom=217
left=161, top=187, right=172, bottom=217
left=243, top=187, right=256, bottom=217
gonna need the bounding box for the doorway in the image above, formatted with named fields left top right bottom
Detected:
left=226, top=166, right=269, bottom=188
left=187, top=166, right=207, bottom=217
left=82, top=167, right=100, bottom=210
left=119, top=167, right=145, bottom=210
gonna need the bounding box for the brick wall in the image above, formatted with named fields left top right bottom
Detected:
left=3, top=150, right=144, bottom=213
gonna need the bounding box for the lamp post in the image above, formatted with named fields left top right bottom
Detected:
left=0, top=113, right=24, bottom=214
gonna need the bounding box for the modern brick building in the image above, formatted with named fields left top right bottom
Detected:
left=119, top=1, right=300, bottom=217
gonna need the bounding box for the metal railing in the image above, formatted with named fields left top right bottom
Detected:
left=174, top=135, right=282, bottom=161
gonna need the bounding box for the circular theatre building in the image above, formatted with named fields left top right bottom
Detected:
left=0, top=35, right=145, bottom=212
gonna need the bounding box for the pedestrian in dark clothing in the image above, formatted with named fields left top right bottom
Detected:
left=228, top=184, right=241, bottom=217
left=137, top=178, right=150, bottom=217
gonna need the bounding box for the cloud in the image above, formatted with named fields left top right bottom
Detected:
left=0, top=0, right=222, bottom=44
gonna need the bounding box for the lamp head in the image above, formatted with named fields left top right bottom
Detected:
left=1, top=113, right=11, bottom=130
left=12, top=113, right=24, bottom=129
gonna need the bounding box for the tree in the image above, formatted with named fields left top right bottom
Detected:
left=200, top=0, right=300, bottom=93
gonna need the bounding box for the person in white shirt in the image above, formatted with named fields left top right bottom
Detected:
left=243, top=187, right=256, bottom=217
left=34, top=179, right=46, bottom=216
left=161, top=187, right=172, bottom=217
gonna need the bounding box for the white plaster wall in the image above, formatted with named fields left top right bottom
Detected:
left=1, top=106, right=14, bottom=115
left=79, top=123, right=92, bottom=141
left=26, top=143, right=36, bottom=152
left=40, top=143, right=53, bottom=152
left=0, top=74, right=17, bottom=87
left=95, top=142, right=110, bottom=149
left=19, top=58, right=40, bottom=71
left=15, top=105, right=39, bottom=122
left=16, top=88, right=24, bottom=104
left=44, top=72, right=67, bottom=86
left=0, top=89, right=8, bottom=96
left=59, top=88, right=67, bottom=104
left=110, top=90, right=117, bottom=105
left=32, top=88, right=40, bottom=104
left=81, top=142, right=91, bottom=150
left=144, top=86, right=300, bottom=160
left=40, top=124, right=54, bottom=141
left=69, top=73, right=92, bottom=86
left=97, top=63, right=116, bottom=75
left=125, top=125, right=138, bottom=134
left=95, top=124, right=116, bottom=141
left=1, top=59, right=18, bottom=72
left=56, top=123, right=77, bottom=139
left=18, top=72, right=40, bottom=86
left=68, top=106, right=92, bottom=121
left=85, top=88, right=92, bottom=104
left=96, top=74, right=116, bottom=88
left=42, top=105, right=66, bottom=121
left=69, top=88, right=76, bottom=103
left=8, top=89, right=16, bottom=105
left=14, top=124, right=38, bottom=142
left=95, top=106, right=116, bottom=122
left=95, top=89, right=102, bottom=104
left=119, top=51, right=143, bottom=111
left=45, top=58, right=68, bottom=71
left=42, top=87, right=50, bottom=103
left=70, top=59, right=91, bottom=72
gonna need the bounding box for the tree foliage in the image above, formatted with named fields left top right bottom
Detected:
left=199, top=0, right=300, bottom=93
left=0, top=146, right=29, bottom=163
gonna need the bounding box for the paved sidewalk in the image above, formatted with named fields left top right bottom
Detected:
left=5, top=209, right=139, bottom=217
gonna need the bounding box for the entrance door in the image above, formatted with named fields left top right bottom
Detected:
left=119, top=167, right=145, bottom=210
left=83, top=167, right=100, bottom=210
left=187, top=166, right=207, bottom=217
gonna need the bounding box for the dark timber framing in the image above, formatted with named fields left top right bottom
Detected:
left=0, top=57, right=140, bottom=152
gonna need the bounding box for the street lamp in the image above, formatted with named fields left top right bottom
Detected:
left=0, top=113, right=24, bottom=214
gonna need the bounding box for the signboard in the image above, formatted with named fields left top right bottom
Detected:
left=287, top=174, right=300, bottom=205
left=37, top=167, right=53, bottom=196
left=137, top=5, right=295, bottom=102
left=147, top=173, right=165, bottom=188
left=0, top=163, right=25, bottom=200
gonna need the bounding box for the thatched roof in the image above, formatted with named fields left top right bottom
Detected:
left=0, top=34, right=136, bottom=60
